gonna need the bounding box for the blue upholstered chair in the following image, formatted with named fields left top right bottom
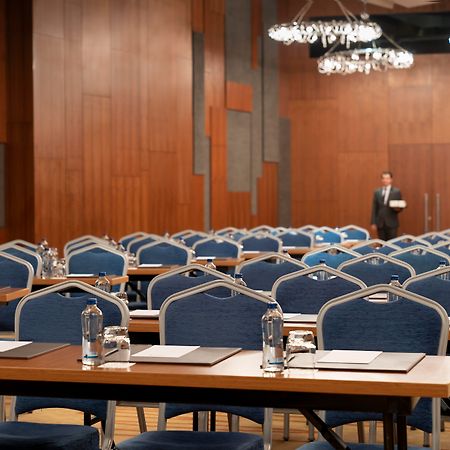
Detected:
left=119, top=231, right=147, bottom=250
left=216, top=226, right=240, bottom=236
left=118, top=280, right=270, bottom=450
left=127, top=234, right=161, bottom=255
left=277, top=230, right=312, bottom=248
left=137, top=240, right=192, bottom=267
left=4, top=239, right=38, bottom=252
left=352, top=239, right=400, bottom=256
left=183, top=232, right=209, bottom=248
left=193, top=237, right=241, bottom=258
left=316, top=284, right=448, bottom=450
left=0, top=244, right=42, bottom=277
left=302, top=245, right=358, bottom=269
left=388, top=235, right=431, bottom=249
left=4, top=280, right=129, bottom=450
left=239, top=233, right=282, bottom=253
left=249, top=225, right=275, bottom=234
left=66, top=244, right=128, bottom=292
left=338, top=254, right=415, bottom=286
left=404, top=266, right=450, bottom=315
left=237, top=253, right=306, bottom=291
left=390, top=246, right=450, bottom=275
left=417, top=232, right=449, bottom=246
left=63, top=235, right=105, bottom=257
left=313, top=227, right=343, bottom=245
left=339, top=225, right=370, bottom=241
left=432, top=242, right=450, bottom=257
left=272, top=266, right=366, bottom=313
left=297, top=443, right=426, bottom=450
left=0, top=253, right=34, bottom=332
left=171, top=229, right=197, bottom=240
left=229, top=230, right=249, bottom=241
left=298, top=225, right=318, bottom=234
left=147, top=264, right=231, bottom=310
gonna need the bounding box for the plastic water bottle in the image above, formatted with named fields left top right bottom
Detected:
left=204, top=258, right=216, bottom=271
left=94, top=272, right=111, bottom=293
left=262, top=302, right=284, bottom=373
left=438, top=260, right=449, bottom=280
left=388, top=274, right=401, bottom=302
left=81, top=298, right=103, bottom=366
left=317, top=259, right=328, bottom=281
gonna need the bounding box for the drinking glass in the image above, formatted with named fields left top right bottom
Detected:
left=102, top=326, right=131, bottom=362
left=285, top=330, right=317, bottom=371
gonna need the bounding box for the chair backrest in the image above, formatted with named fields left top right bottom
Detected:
left=432, top=242, right=450, bottom=257
left=239, top=233, right=282, bottom=252
left=390, top=245, right=450, bottom=275
left=66, top=244, right=128, bottom=292
left=417, top=232, right=449, bottom=246
left=339, top=225, right=370, bottom=241
left=63, top=235, right=104, bottom=256
left=171, top=229, right=197, bottom=240
left=4, top=239, right=38, bottom=251
left=119, top=231, right=146, bottom=249
left=318, top=284, right=447, bottom=439
left=237, top=253, right=306, bottom=291
left=404, top=267, right=450, bottom=315
left=352, top=239, right=400, bottom=256
left=128, top=234, right=161, bottom=255
left=272, top=266, right=366, bottom=313
left=388, top=234, right=431, bottom=248
left=193, top=236, right=241, bottom=258
left=249, top=225, right=274, bottom=234
left=137, top=239, right=192, bottom=266
left=0, top=244, right=42, bottom=276
left=302, top=245, right=359, bottom=269
left=229, top=230, right=248, bottom=241
left=183, top=232, right=209, bottom=247
left=148, top=264, right=232, bottom=310
left=0, top=252, right=34, bottom=289
left=276, top=230, right=312, bottom=248
left=298, top=225, right=317, bottom=233
left=338, top=253, right=415, bottom=285
left=216, top=227, right=239, bottom=236
left=14, top=281, right=128, bottom=421
left=313, top=227, right=343, bottom=244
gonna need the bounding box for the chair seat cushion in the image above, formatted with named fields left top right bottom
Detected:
left=0, top=421, right=99, bottom=450
left=117, top=431, right=263, bottom=450
left=297, top=442, right=426, bottom=450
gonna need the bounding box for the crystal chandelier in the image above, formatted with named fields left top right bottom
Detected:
left=268, top=0, right=382, bottom=48
left=317, top=33, right=414, bottom=75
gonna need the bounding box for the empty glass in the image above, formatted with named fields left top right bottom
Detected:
left=52, top=258, right=66, bottom=278
left=102, top=326, right=131, bottom=362
left=285, top=330, right=316, bottom=370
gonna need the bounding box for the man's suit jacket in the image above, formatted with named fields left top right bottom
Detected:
left=371, top=186, right=402, bottom=228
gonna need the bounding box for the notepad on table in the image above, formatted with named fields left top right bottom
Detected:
left=67, top=273, right=95, bottom=277
left=195, top=256, right=216, bottom=260
left=129, top=309, right=159, bottom=319
left=133, top=345, right=199, bottom=359
left=138, top=264, right=163, bottom=268
left=318, top=350, right=382, bottom=365
left=0, top=341, right=32, bottom=352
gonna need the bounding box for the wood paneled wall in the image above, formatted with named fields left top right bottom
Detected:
left=279, top=0, right=450, bottom=236
left=0, top=0, right=6, bottom=143
left=32, top=0, right=204, bottom=249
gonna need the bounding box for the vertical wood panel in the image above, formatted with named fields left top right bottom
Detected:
left=0, top=0, right=7, bottom=142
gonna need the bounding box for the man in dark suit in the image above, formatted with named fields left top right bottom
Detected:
left=371, top=171, right=403, bottom=241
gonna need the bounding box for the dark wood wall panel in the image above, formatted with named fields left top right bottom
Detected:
left=32, top=0, right=203, bottom=248
left=281, top=0, right=450, bottom=235
left=0, top=0, right=6, bottom=143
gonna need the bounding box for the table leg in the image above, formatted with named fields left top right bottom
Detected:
left=298, top=408, right=351, bottom=450
left=396, top=414, right=407, bottom=450
left=383, top=413, right=395, bottom=450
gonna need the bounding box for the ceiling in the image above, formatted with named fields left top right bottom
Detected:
left=366, top=0, right=439, bottom=8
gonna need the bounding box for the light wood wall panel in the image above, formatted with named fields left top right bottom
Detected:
left=281, top=0, right=450, bottom=235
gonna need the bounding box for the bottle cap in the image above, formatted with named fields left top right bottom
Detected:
left=207, top=258, right=213, bottom=262
left=439, top=260, right=447, bottom=266
left=87, top=298, right=97, bottom=305
left=234, top=273, right=243, bottom=279
left=319, top=259, right=326, bottom=264
left=267, top=302, right=278, bottom=309
left=99, top=272, right=106, bottom=277
left=391, top=274, right=399, bottom=280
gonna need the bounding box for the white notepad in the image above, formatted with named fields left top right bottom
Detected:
left=129, top=310, right=159, bottom=319
left=195, top=256, right=216, bottom=260
left=133, top=345, right=199, bottom=359
left=0, top=341, right=32, bottom=352
left=318, top=350, right=382, bottom=365
left=66, top=273, right=95, bottom=277
left=138, top=264, right=163, bottom=268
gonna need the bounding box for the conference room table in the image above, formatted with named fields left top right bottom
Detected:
left=32, top=275, right=128, bottom=290
left=0, top=345, right=449, bottom=450
left=0, top=287, right=30, bottom=304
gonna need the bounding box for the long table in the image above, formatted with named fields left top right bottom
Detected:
left=0, top=287, right=30, bottom=304
left=0, top=345, right=449, bottom=449
left=32, top=275, right=128, bottom=289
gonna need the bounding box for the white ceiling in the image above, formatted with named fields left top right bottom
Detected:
left=365, top=0, right=439, bottom=8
